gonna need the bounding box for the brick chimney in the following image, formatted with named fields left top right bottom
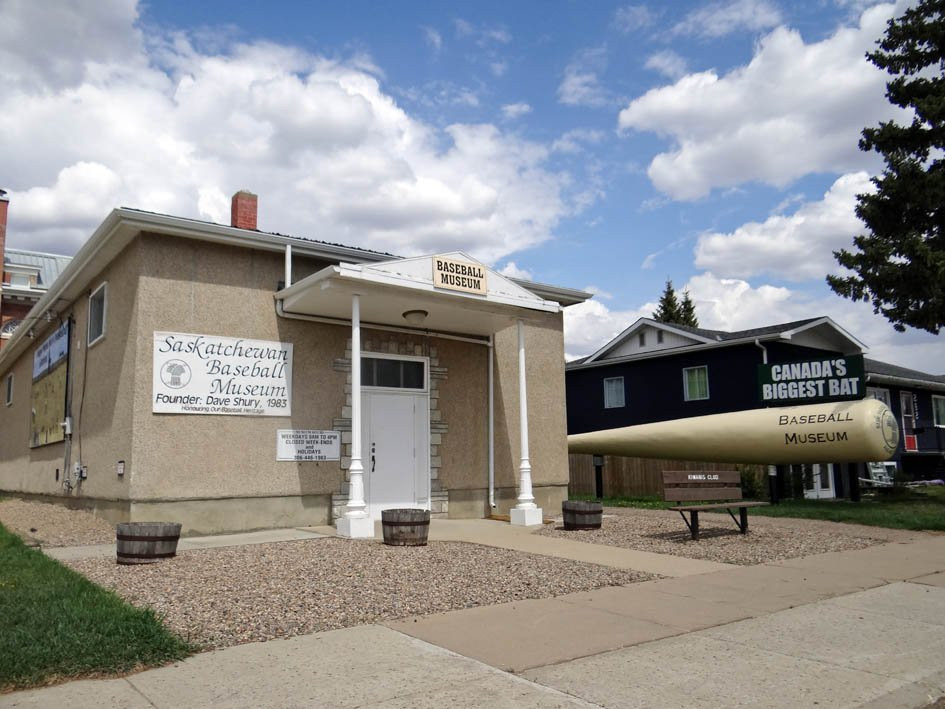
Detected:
left=230, top=190, right=258, bottom=230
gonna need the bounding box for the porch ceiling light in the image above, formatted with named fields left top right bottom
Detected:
left=402, top=309, right=429, bottom=326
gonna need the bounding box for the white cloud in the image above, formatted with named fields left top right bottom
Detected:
left=563, top=297, right=651, bottom=361
left=0, top=0, right=144, bottom=91
left=490, top=61, right=508, bottom=77
left=683, top=273, right=945, bottom=373
left=453, top=19, right=511, bottom=46
left=563, top=271, right=945, bottom=372
left=584, top=285, right=613, bottom=299
left=695, top=172, right=873, bottom=281
left=501, top=102, right=532, bottom=120
left=671, top=0, right=782, bottom=38
left=565, top=272, right=943, bottom=370
left=641, top=252, right=660, bottom=269
left=558, top=47, right=615, bottom=108
left=498, top=261, right=532, bottom=280
left=1, top=2, right=572, bottom=263
left=613, top=5, right=657, bottom=32
left=644, top=50, right=688, bottom=79
left=684, top=272, right=795, bottom=330
left=399, top=80, right=481, bottom=109
left=618, top=3, right=902, bottom=200
left=551, top=128, right=606, bottom=154
left=421, top=26, right=443, bottom=53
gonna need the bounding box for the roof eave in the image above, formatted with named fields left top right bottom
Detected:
left=510, top=278, right=591, bottom=307
left=866, top=372, right=945, bottom=393
left=567, top=329, right=821, bottom=371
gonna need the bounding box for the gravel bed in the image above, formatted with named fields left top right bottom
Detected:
left=0, top=498, right=115, bottom=547
left=67, top=539, right=653, bottom=649
left=536, top=507, right=890, bottom=565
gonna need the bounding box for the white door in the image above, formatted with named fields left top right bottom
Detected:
left=802, top=463, right=835, bottom=499
left=362, top=390, right=429, bottom=518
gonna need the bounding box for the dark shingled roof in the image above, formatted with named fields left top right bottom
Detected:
left=865, top=358, right=945, bottom=383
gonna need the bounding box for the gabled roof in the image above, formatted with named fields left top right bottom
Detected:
left=582, top=317, right=717, bottom=364
left=571, top=315, right=866, bottom=370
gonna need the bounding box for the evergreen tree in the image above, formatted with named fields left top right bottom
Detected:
left=827, top=0, right=945, bottom=334
left=679, top=289, right=699, bottom=327
left=652, top=279, right=682, bottom=323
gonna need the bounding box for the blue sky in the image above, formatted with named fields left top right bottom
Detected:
left=1, top=0, right=942, bottom=371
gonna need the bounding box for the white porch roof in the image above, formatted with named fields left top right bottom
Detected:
left=275, top=252, right=560, bottom=337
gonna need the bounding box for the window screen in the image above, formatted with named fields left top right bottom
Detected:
left=603, top=377, right=625, bottom=408
left=683, top=366, right=709, bottom=401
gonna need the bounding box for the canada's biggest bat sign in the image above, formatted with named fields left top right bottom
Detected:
left=567, top=398, right=899, bottom=464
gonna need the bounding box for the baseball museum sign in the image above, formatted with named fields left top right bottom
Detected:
left=152, top=332, right=293, bottom=416
left=758, top=355, right=865, bottom=405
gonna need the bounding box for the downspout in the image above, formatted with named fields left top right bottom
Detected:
left=755, top=338, right=768, bottom=364
left=488, top=334, right=495, bottom=508
left=284, top=244, right=292, bottom=288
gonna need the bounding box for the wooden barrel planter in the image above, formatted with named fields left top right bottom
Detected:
left=381, top=509, right=430, bottom=546
left=562, top=501, right=603, bottom=530
left=116, top=522, right=182, bottom=564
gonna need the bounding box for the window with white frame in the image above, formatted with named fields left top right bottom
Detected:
left=88, top=282, right=107, bottom=346
left=683, top=366, right=709, bottom=401
left=657, top=330, right=664, bottom=344
left=934, top=395, right=945, bottom=427
left=603, top=376, right=625, bottom=408
left=638, top=332, right=646, bottom=347
left=5, top=373, right=12, bottom=406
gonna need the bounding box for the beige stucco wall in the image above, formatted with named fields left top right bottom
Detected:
left=492, top=314, right=570, bottom=488
left=0, top=241, right=141, bottom=502
left=128, top=234, right=346, bottom=508
left=1, top=231, right=573, bottom=530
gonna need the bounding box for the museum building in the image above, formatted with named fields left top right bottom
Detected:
left=0, top=192, right=589, bottom=535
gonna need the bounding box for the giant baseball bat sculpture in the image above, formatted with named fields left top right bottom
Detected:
left=568, top=398, right=899, bottom=464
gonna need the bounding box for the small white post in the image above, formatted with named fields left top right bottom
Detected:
left=337, top=293, right=374, bottom=538
left=511, top=318, right=542, bottom=526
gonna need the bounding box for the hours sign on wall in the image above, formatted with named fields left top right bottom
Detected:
left=276, top=430, right=341, bottom=461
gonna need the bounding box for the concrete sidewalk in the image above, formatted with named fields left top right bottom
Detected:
left=7, top=524, right=945, bottom=708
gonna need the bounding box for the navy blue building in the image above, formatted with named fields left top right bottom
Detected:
left=566, top=317, right=945, bottom=497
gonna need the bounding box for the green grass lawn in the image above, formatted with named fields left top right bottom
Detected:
left=0, top=523, right=193, bottom=692
left=573, top=485, right=945, bottom=531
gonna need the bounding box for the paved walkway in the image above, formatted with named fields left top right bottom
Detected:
left=5, top=521, right=945, bottom=708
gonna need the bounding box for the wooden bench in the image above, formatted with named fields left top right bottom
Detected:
left=662, top=470, right=769, bottom=540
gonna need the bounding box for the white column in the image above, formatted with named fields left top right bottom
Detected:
left=337, top=293, right=375, bottom=538
left=511, top=318, right=543, bottom=526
